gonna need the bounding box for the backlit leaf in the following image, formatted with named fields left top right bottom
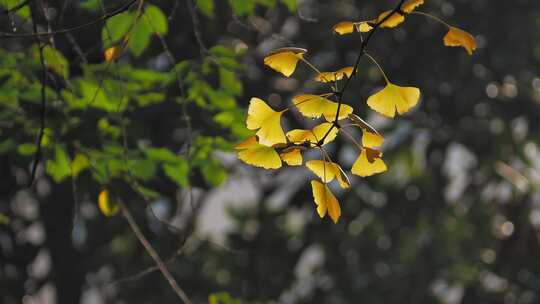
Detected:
left=311, top=180, right=341, bottom=223
left=366, top=83, right=420, bottom=118
left=280, top=148, right=303, bottom=166
left=351, top=148, right=387, bottom=177
left=98, top=189, right=119, bottom=217
left=236, top=136, right=282, bottom=169
left=293, top=94, right=353, bottom=122
left=246, top=97, right=286, bottom=146
left=306, top=160, right=350, bottom=189
left=443, top=26, right=477, bottom=55
left=348, top=114, right=384, bottom=148
left=263, top=48, right=306, bottom=77
left=286, top=122, right=338, bottom=146
left=314, top=66, right=354, bottom=83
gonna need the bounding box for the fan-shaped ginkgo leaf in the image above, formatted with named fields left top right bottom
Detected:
left=306, top=160, right=350, bottom=189
left=311, top=180, right=341, bottom=223
left=98, top=189, right=119, bottom=217
left=402, top=0, right=424, bottom=13
left=376, top=10, right=405, bottom=28
left=314, top=66, right=354, bottom=83
left=246, top=97, right=286, bottom=146
left=348, top=114, right=384, bottom=148
left=236, top=136, right=282, bottom=169
left=263, top=47, right=307, bottom=77
left=280, top=148, right=303, bottom=166
left=366, top=83, right=420, bottom=118
left=293, top=94, right=353, bottom=122
left=286, top=122, right=338, bottom=146
left=332, top=22, right=373, bottom=35
left=351, top=148, right=387, bottom=177
left=443, top=26, right=477, bottom=55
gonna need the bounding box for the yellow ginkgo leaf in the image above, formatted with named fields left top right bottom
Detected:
left=280, top=148, right=303, bottom=166
left=443, top=26, right=477, bottom=55
left=306, top=160, right=350, bottom=189
left=402, top=0, right=424, bottom=13
left=293, top=94, right=353, bottom=122
left=236, top=136, right=282, bottom=169
left=104, top=45, right=122, bottom=63
left=348, top=114, right=384, bottom=148
left=263, top=47, right=307, bottom=77
left=351, top=148, right=387, bottom=177
left=314, top=66, right=354, bottom=83
left=333, top=21, right=355, bottom=35
left=376, top=10, right=405, bottom=28
left=333, top=21, right=373, bottom=35
left=286, top=122, right=338, bottom=146
left=357, top=22, right=373, bottom=32
left=246, top=97, right=286, bottom=146
left=98, top=189, right=119, bottom=217
left=311, top=180, right=341, bottom=223
left=366, top=83, right=420, bottom=118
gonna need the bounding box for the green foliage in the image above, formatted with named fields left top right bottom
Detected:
left=101, top=5, right=168, bottom=57
left=208, top=292, right=241, bottom=304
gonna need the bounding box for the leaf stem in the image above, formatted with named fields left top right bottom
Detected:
left=365, top=52, right=390, bottom=83
left=410, top=11, right=451, bottom=28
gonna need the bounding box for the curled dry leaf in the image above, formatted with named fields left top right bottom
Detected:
left=443, top=26, right=477, bottom=55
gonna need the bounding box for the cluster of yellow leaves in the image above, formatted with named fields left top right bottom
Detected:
left=332, top=0, right=477, bottom=56
left=236, top=1, right=476, bottom=224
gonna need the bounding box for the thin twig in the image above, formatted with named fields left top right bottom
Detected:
left=27, top=2, right=47, bottom=187
left=185, top=0, right=208, bottom=55
left=318, top=0, right=406, bottom=144
left=118, top=200, right=193, bottom=304
left=0, top=0, right=137, bottom=38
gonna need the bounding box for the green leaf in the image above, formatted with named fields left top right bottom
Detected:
left=280, top=0, right=296, bottom=11
left=219, top=68, right=242, bottom=96
left=143, top=147, right=180, bottom=163
left=196, top=0, right=215, bottom=17
left=18, top=143, right=36, bottom=156
left=163, top=161, right=189, bottom=187
left=129, top=20, right=152, bottom=57
left=102, top=12, right=133, bottom=46
left=42, top=46, right=69, bottom=79
left=229, top=0, right=256, bottom=16
left=208, top=292, right=241, bottom=304
left=127, top=158, right=157, bottom=181
left=137, top=185, right=161, bottom=199
left=201, top=159, right=226, bottom=186
left=0, top=0, right=30, bottom=19
left=71, top=153, right=90, bottom=178
left=143, top=5, right=168, bottom=34
left=46, top=145, right=72, bottom=183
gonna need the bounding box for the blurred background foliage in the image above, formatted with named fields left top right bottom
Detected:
left=1, top=0, right=540, bottom=303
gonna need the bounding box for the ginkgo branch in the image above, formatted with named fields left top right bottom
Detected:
left=318, top=0, right=407, bottom=144
left=117, top=199, right=193, bottom=304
